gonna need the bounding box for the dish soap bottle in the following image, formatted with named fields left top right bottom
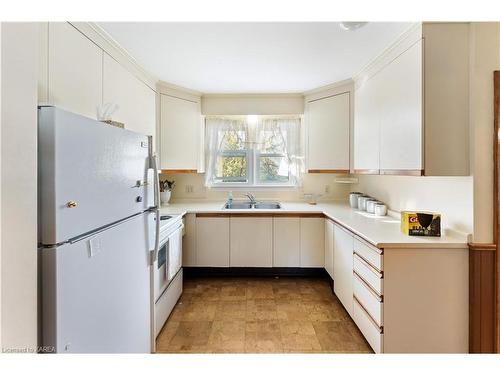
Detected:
left=227, top=191, right=234, bottom=205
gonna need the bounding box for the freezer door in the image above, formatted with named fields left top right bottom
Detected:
left=41, top=212, right=153, bottom=353
left=39, top=106, right=153, bottom=245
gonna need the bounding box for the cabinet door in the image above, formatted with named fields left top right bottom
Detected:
left=379, top=40, right=423, bottom=172
left=353, top=74, right=381, bottom=173
left=48, top=22, right=103, bottom=119
left=182, top=214, right=196, bottom=266
left=333, top=224, right=354, bottom=315
left=103, top=54, right=156, bottom=148
left=230, top=217, right=272, bottom=267
left=196, top=217, right=230, bottom=267
left=300, top=217, right=325, bottom=267
left=324, top=219, right=334, bottom=278
left=273, top=217, right=300, bottom=267
left=306, top=92, right=350, bottom=172
left=160, top=94, right=201, bottom=170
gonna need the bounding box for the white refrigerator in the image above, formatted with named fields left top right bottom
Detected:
left=38, top=107, right=160, bottom=353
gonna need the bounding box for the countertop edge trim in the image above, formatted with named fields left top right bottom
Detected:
left=163, top=205, right=469, bottom=249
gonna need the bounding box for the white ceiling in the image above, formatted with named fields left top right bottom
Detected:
left=98, top=22, right=412, bottom=93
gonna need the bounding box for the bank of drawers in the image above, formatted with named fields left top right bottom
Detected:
left=352, top=238, right=384, bottom=353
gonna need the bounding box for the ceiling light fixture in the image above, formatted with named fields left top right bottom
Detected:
left=339, top=22, right=368, bottom=31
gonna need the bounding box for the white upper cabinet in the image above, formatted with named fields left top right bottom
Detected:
left=353, top=23, right=470, bottom=176
left=48, top=22, right=103, bottom=119
left=103, top=54, right=156, bottom=146
left=160, top=94, right=202, bottom=171
left=379, top=40, right=423, bottom=171
left=306, top=92, right=350, bottom=172
left=353, top=73, right=382, bottom=173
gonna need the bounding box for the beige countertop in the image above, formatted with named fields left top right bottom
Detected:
left=160, top=200, right=469, bottom=249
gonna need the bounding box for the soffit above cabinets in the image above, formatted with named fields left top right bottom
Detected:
left=97, top=22, right=412, bottom=94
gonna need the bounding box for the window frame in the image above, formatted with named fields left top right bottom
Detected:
left=209, top=118, right=297, bottom=189
left=213, top=149, right=252, bottom=185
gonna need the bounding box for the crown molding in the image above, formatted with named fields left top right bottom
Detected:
left=202, top=93, right=304, bottom=98
left=353, top=22, right=422, bottom=88
left=302, top=78, right=353, bottom=96
left=69, top=22, right=158, bottom=91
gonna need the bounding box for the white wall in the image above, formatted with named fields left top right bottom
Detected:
left=202, top=94, right=304, bottom=115
left=161, top=173, right=351, bottom=202
left=469, top=22, right=500, bottom=243
left=0, top=23, right=39, bottom=351
left=354, top=175, right=473, bottom=234
left=0, top=22, right=3, bottom=349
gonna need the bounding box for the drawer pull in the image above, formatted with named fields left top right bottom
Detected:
left=354, top=237, right=383, bottom=255
left=353, top=271, right=383, bottom=302
left=354, top=252, right=383, bottom=276
left=354, top=296, right=383, bottom=333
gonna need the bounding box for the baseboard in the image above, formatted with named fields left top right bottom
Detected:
left=183, top=267, right=329, bottom=278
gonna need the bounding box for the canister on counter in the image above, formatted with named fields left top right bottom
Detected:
left=349, top=192, right=363, bottom=208
left=366, top=199, right=379, bottom=214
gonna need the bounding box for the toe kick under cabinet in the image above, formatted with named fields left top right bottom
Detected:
left=348, top=237, right=469, bottom=353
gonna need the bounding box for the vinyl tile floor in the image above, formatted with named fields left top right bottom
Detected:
left=155, top=277, right=372, bottom=354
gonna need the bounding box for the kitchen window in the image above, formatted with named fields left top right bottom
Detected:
left=205, top=116, right=302, bottom=188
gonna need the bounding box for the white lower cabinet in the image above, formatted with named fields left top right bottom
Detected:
left=353, top=297, right=383, bottom=353
left=300, top=217, right=325, bottom=267
left=230, top=217, right=273, bottom=267
left=273, top=217, right=300, bottom=267
left=182, top=214, right=196, bottom=266
left=333, top=224, right=354, bottom=316
left=353, top=272, right=383, bottom=327
left=324, top=219, right=334, bottom=278
left=196, top=216, right=230, bottom=267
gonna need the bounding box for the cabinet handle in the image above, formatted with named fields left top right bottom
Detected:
left=353, top=271, right=383, bottom=302
left=354, top=296, right=383, bottom=333
left=354, top=238, right=383, bottom=255
left=354, top=251, right=383, bottom=277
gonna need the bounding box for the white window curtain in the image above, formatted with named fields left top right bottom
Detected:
left=256, top=118, right=303, bottom=186
left=205, top=117, right=248, bottom=187
left=204, top=116, right=303, bottom=187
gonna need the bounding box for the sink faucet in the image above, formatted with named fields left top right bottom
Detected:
left=244, top=192, right=256, bottom=204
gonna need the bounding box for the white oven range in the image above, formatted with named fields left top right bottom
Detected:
left=152, top=214, right=184, bottom=338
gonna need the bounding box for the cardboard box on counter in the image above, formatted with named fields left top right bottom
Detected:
left=401, top=211, right=441, bottom=237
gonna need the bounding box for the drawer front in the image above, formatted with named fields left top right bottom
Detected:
left=353, top=253, right=383, bottom=295
left=353, top=297, right=383, bottom=353
left=353, top=238, right=382, bottom=271
left=155, top=269, right=183, bottom=337
left=353, top=272, right=383, bottom=326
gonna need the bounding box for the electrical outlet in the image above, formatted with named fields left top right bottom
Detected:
left=185, top=185, right=194, bottom=194
left=324, top=185, right=330, bottom=194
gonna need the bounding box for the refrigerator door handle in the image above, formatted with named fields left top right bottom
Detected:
left=148, top=135, right=161, bottom=265
left=150, top=207, right=160, bottom=265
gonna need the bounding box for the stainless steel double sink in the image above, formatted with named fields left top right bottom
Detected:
left=223, top=201, right=282, bottom=210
